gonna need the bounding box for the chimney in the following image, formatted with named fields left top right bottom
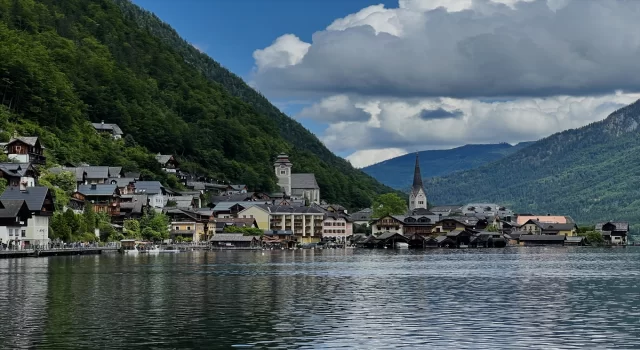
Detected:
left=101, top=120, right=105, bottom=125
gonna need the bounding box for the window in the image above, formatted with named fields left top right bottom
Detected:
left=9, top=229, right=13, bottom=236
left=280, top=170, right=286, bottom=175
left=418, top=201, right=424, bottom=205
left=187, top=226, right=191, bottom=231
left=243, top=215, right=246, bottom=218
left=21, top=230, right=26, bottom=238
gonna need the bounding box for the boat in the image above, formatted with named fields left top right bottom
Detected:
left=145, top=245, right=161, bottom=254
left=395, top=242, right=409, bottom=249
left=120, top=239, right=141, bottom=254
left=159, top=249, right=180, bottom=253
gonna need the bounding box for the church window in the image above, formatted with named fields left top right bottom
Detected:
left=280, top=170, right=286, bottom=175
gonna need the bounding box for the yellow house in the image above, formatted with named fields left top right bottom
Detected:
left=521, top=220, right=577, bottom=236
left=171, top=221, right=206, bottom=242
left=237, top=205, right=269, bottom=230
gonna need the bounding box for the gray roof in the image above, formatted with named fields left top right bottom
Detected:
left=291, top=173, right=319, bottom=189
left=108, top=167, right=122, bottom=178
left=376, top=231, right=405, bottom=240
left=109, top=178, right=136, bottom=187
left=538, top=222, right=577, bottom=231
left=213, top=201, right=263, bottom=212
left=350, top=208, right=372, bottom=221
left=210, top=193, right=255, bottom=204
left=430, top=205, right=463, bottom=212
left=120, top=195, right=147, bottom=214
left=92, top=122, right=123, bottom=135
left=595, top=222, right=630, bottom=231
left=266, top=205, right=324, bottom=214
left=7, top=137, right=39, bottom=147
left=84, top=166, right=109, bottom=179
left=156, top=154, right=173, bottom=165
left=0, top=199, right=28, bottom=218
left=0, top=163, right=34, bottom=177
left=78, top=184, right=118, bottom=196
left=228, top=184, right=246, bottom=191
left=565, top=236, right=585, bottom=243
left=519, top=235, right=566, bottom=241
left=0, top=186, right=50, bottom=212
left=210, top=234, right=258, bottom=242
left=435, top=236, right=453, bottom=243
left=133, top=181, right=164, bottom=195
left=173, top=197, right=194, bottom=208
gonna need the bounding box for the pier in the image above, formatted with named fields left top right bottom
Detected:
left=0, top=247, right=118, bottom=259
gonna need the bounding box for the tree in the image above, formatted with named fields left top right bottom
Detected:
left=141, top=227, right=160, bottom=242
left=98, top=221, right=117, bottom=242
left=354, top=224, right=372, bottom=235
left=372, top=193, right=407, bottom=218
left=487, top=224, right=499, bottom=232
left=63, top=209, right=81, bottom=236
left=50, top=212, right=72, bottom=242
left=579, top=231, right=605, bottom=246
left=83, top=204, right=97, bottom=234
left=0, top=178, right=7, bottom=195
left=123, top=219, right=141, bottom=238
left=223, top=226, right=263, bottom=236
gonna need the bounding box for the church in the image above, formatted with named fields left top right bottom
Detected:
left=274, top=153, right=321, bottom=204
left=408, top=154, right=430, bottom=215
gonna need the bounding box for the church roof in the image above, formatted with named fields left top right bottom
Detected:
left=291, top=173, right=319, bottom=189
left=411, top=153, right=425, bottom=195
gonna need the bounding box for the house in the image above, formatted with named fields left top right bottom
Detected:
left=0, top=200, right=31, bottom=249
left=4, top=135, right=46, bottom=165
left=402, top=215, right=438, bottom=236
left=516, top=215, right=568, bottom=226
left=72, top=184, right=121, bottom=217
left=119, top=194, right=147, bottom=220
left=263, top=230, right=296, bottom=248
left=434, top=235, right=457, bottom=248
left=108, top=177, right=136, bottom=195
left=518, top=220, right=577, bottom=236
left=322, top=212, right=352, bottom=241
left=208, top=193, right=257, bottom=206
left=210, top=234, right=260, bottom=249
left=350, top=208, right=373, bottom=227
left=463, top=203, right=513, bottom=220
left=266, top=205, right=325, bottom=244
left=596, top=221, right=629, bottom=245
left=408, top=154, right=428, bottom=211
left=156, top=154, right=179, bottom=174
left=470, top=231, right=507, bottom=248
left=170, top=196, right=196, bottom=209
left=358, top=231, right=410, bottom=249
left=92, top=121, right=123, bottom=139
left=274, top=154, right=320, bottom=204
left=0, top=163, right=38, bottom=188
left=49, top=166, right=123, bottom=189
left=445, top=230, right=473, bottom=246
left=236, top=205, right=270, bottom=229
left=518, top=235, right=566, bottom=246
left=433, top=217, right=477, bottom=233
left=214, top=218, right=258, bottom=233
left=225, top=184, right=248, bottom=194
left=319, top=204, right=347, bottom=215
left=165, top=208, right=210, bottom=242
left=371, top=215, right=405, bottom=236
left=133, top=181, right=168, bottom=209
left=0, top=186, right=54, bottom=248
left=211, top=201, right=263, bottom=219
left=406, top=233, right=438, bottom=248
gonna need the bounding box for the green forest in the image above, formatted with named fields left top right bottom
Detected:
left=426, top=100, right=640, bottom=232
left=0, top=0, right=394, bottom=209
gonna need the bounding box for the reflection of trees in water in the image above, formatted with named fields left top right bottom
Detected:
left=0, top=258, right=49, bottom=349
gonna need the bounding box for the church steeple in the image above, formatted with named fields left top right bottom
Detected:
left=409, top=153, right=427, bottom=211
left=412, top=152, right=423, bottom=192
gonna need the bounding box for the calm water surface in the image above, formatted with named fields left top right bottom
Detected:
left=1, top=247, right=640, bottom=349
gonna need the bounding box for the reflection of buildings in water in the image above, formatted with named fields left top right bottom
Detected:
left=0, top=257, right=49, bottom=349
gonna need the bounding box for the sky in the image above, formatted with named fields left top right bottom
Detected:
left=134, top=0, right=640, bottom=168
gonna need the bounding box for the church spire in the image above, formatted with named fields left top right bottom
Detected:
left=412, top=153, right=423, bottom=192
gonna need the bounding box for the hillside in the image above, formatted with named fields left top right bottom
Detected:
left=0, top=0, right=393, bottom=208
left=363, top=142, right=533, bottom=189
left=425, top=100, right=640, bottom=231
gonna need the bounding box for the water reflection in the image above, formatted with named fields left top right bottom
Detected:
left=0, top=248, right=639, bottom=348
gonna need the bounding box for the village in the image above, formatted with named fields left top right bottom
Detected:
left=0, top=124, right=631, bottom=253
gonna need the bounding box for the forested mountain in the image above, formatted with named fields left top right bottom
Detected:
left=0, top=0, right=393, bottom=208
left=363, top=142, right=533, bottom=189
left=426, top=100, right=640, bottom=231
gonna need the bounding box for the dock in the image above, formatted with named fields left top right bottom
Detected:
left=0, top=247, right=119, bottom=259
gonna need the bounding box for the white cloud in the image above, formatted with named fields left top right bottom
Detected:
left=346, top=148, right=408, bottom=168
left=252, top=34, right=310, bottom=72
left=253, top=0, right=640, bottom=99
left=324, top=92, right=640, bottom=154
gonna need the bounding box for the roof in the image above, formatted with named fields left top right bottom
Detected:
left=108, top=167, right=122, bottom=177
left=324, top=212, right=351, bottom=222
left=409, top=208, right=436, bottom=216
left=213, top=201, right=262, bottom=212
left=411, top=153, right=424, bottom=196
left=519, top=235, right=566, bottom=241
left=350, top=208, right=372, bottom=221
left=210, top=234, right=258, bottom=242
left=0, top=199, right=28, bottom=218
left=376, top=231, right=406, bottom=240
left=291, top=173, right=319, bottom=189
left=155, top=154, right=173, bottom=164
left=0, top=163, right=34, bottom=178
left=133, top=181, right=164, bottom=195
left=0, top=186, right=51, bottom=212
left=7, top=136, right=39, bottom=147
left=172, top=197, right=194, bottom=208
left=430, top=205, right=463, bottom=212
left=264, top=230, right=293, bottom=236
left=595, top=222, right=630, bottom=231
left=517, top=215, right=567, bottom=225
left=538, top=222, right=577, bottom=231
left=92, top=122, right=123, bottom=135
left=77, top=184, right=118, bottom=196
left=266, top=205, right=324, bottom=214
left=210, top=193, right=255, bottom=204
left=228, top=184, right=246, bottom=190
left=109, top=177, right=136, bottom=187
left=446, top=230, right=467, bottom=237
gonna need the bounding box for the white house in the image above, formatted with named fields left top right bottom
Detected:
left=0, top=186, right=54, bottom=249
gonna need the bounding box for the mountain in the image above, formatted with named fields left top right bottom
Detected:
left=0, top=0, right=393, bottom=209
left=363, top=142, right=534, bottom=189
left=425, top=100, right=640, bottom=231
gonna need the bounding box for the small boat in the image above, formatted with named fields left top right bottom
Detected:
left=123, top=247, right=139, bottom=255
left=395, top=242, right=409, bottom=249
left=145, top=245, right=161, bottom=254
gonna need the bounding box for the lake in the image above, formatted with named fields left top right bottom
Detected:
left=1, top=247, right=640, bottom=349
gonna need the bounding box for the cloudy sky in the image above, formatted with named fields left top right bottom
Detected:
left=136, top=0, right=640, bottom=168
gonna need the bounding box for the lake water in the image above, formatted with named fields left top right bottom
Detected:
left=1, top=247, right=640, bottom=349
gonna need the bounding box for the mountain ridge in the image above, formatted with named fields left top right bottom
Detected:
left=363, top=142, right=534, bottom=189
left=425, top=99, right=640, bottom=231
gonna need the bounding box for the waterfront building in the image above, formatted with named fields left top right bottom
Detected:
left=350, top=208, right=373, bottom=227
left=267, top=205, right=324, bottom=243
left=595, top=221, right=629, bottom=245
left=133, top=181, right=169, bottom=209
left=371, top=215, right=405, bottom=236
left=518, top=219, right=578, bottom=236
left=462, top=203, right=513, bottom=220
left=274, top=153, right=320, bottom=204
left=165, top=208, right=210, bottom=242
left=322, top=212, right=352, bottom=241
left=236, top=205, right=269, bottom=229
left=72, top=184, right=121, bottom=217
left=515, top=214, right=568, bottom=225
left=0, top=200, right=31, bottom=249
left=0, top=186, right=54, bottom=249
left=210, top=234, right=260, bottom=249
left=408, top=154, right=427, bottom=211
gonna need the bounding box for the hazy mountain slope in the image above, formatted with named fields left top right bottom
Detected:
left=363, top=142, right=533, bottom=189
left=425, top=100, right=640, bottom=229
